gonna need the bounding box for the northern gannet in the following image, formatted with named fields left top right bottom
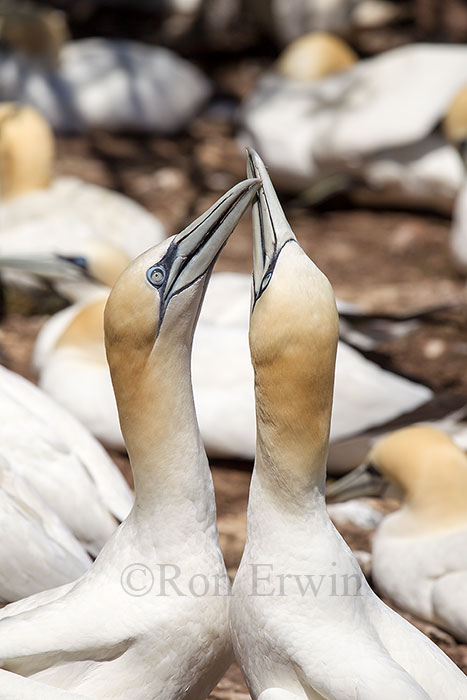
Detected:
left=241, top=37, right=467, bottom=214
left=443, top=85, right=467, bottom=273
left=327, top=425, right=467, bottom=643
left=0, top=453, right=91, bottom=602
left=0, top=38, right=211, bottom=133
left=0, top=1, right=69, bottom=67
left=230, top=149, right=467, bottom=700
left=0, top=103, right=165, bottom=296
left=250, top=0, right=402, bottom=47
left=0, top=364, right=132, bottom=557
left=25, top=240, right=431, bottom=461
left=0, top=178, right=260, bottom=699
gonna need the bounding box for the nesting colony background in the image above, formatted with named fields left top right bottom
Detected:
left=0, top=0, right=467, bottom=697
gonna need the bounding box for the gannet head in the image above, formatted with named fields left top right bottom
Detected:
left=443, top=86, right=467, bottom=168
left=246, top=148, right=339, bottom=490
left=104, top=178, right=260, bottom=415
left=328, top=425, right=467, bottom=528
left=0, top=103, right=54, bottom=200
left=275, top=31, right=357, bottom=83
left=56, top=238, right=132, bottom=289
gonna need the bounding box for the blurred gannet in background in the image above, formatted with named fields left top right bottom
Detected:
left=23, top=237, right=432, bottom=461
left=443, top=85, right=467, bottom=274
left=327, top=425, right=467, bottom=643
left=231, top=147, right=467, bottom=700
left=0, top=0, right=69, bottom=67
left=241, top=36, right=467, bottom=214
left=0, top=38, right=211, bottom=133
left=0, top=365, right=133, bottom=556
left=0, top=454, right=91, bottom=602
left=0, top=103, right=165, bottom=297
left=250, top=0, right=403, bottom=46
left=0, top=39, right=211, bottom=134
left=0, top=178, right=260, bottom=699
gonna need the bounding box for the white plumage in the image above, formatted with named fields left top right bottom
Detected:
left=328, top=426, right=467, bottom=643
left=0, top=179, right=260, bottom=699
left=0, top=365, right=133, bottom=555
left=0, top=455, right=90, bottom=602
left=32, top=268, right=432, bottom=465
left=0, top=39, right=211, bottom=133
left=231, top=147, right=467, bottom=700
left=241, top=42, right=467, bottom=214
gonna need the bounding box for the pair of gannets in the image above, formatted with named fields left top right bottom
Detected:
left=241, top=34, right=467, bottom=215
left=0, top=364, right=133, bottom=601
left=1, top=150, right=465, bottom=700
left=328, top=425, right=467, bottom=644
left=27, top=237, right=432, bottom=464
left=0, top=38, right=211, bottom=133
left=0, top=103, right=165, bottom=298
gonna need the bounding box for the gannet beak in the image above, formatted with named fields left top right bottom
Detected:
left=157, top=178, right=261, bottom=313
left=246, top=147, right=297, bottom=304
left=0, top=254, right=85, bottom=281
left=326, top=463, right=388, bottom=503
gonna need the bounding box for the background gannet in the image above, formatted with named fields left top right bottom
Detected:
left=327, top=425, right=467, bottom=643
left=443, top=85, right=467, bottom=274
left=240, top=38, right=467, bottom=215
left=230, top=149, right=467, bottom=700
left=22, top=241, right=432, bottom=463
left=0, top=454, right=91, bottom=602
left=0, top=364, right=133, bottom=557
left=0, top=103, right=165, bottom=296
left=275, top=31, right=357, bottom=82
left=0, top=38, right=211, bottom=133
left=0, top=178, right=259, bottom=699
left=249, top=0, right=403, bottom=47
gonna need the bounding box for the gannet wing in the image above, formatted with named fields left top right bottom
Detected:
left=432, top=571, right=467, bottom=643
left=0, top=366, right=133, bottom=529
left=331, top=342, right=432, bottom=442
left=0, top=670, right=91, bottom=700
left=0, top=580, right=76, bottom=621
left=373, top=601, right=467, bottom=697
left=0, top=462, right=90, bottom=602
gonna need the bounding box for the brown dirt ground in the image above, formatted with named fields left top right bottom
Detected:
left=1, top=105, right=467, bottom=694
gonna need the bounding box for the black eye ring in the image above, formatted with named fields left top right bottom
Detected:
left=147, top=265, right=166, bottom=287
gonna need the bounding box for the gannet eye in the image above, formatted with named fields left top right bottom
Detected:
left=147, top=265, right=166, bottom=287
left=261, top=272, right=272, bottom=292
left=366, top=463, right=381, bottom=477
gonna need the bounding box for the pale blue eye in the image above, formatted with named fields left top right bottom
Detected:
left=261, top=272, right=272, bottom=292
left=147, top=266, right=165, bottom=287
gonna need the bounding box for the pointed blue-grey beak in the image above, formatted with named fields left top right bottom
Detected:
left=246, top=148, right=297, bottom=304
left=147, top=178, right=261, bottom=317
left=326, top=463, right=388, bottom=503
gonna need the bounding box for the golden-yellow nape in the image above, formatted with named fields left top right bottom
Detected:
left=104, top=179, right=259, bottom=443
left=368, top=425, right=467, bottom=490
left=246, top=148, right=339, bottom=492
left=443, top=85, right=467, bottom=165
left=275, top=31, right=357, bottom=83
left=0, top=103, right=54, bottom=200
left=330, top=425, right=467, bottom=528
